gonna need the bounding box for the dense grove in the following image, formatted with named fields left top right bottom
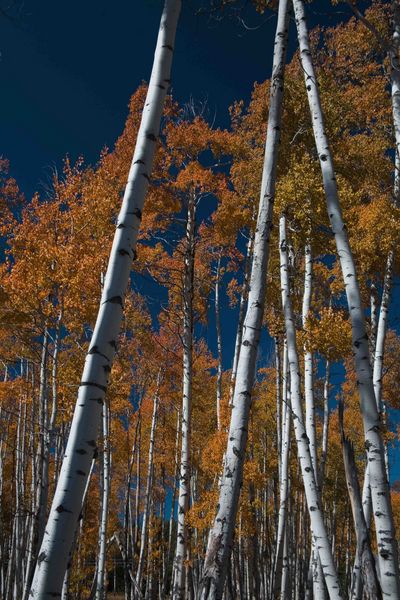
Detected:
left=0, top=1, right=400, bottom=599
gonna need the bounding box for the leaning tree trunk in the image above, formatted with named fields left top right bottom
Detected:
left=29, top=2, right=181, bottom=598
left=173, top=194, right=196, bottom=600
left=279, top=215, right=342, bottom=600
left=338, top=403, right=382, bottom=600
left=293, top=0, right=400, bottom=596
left=199, top=2, right=290, bottom=597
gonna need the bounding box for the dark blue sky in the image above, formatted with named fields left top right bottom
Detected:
left=0, top=0, right=347, bottom=199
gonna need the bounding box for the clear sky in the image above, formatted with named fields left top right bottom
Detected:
left=0, top=0, right=346, bottom=199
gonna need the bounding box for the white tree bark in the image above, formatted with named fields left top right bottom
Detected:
left=173, top=195, right=196, bottom=600
left=391, top=0, right=400, bottom=164
left=136, top=384, right=159, bottom=595
left=37, top=329, right=49, bottom=551
left=200, top=2, right=290, bottom=596
left=273, top=342, right=291, bottom=599
left=302, top=243, right=326, bottom=599
left=95, top=401, right=111, bottom=600
left=279, top=214, right=341, bottom=600
left=319, top=359, right=330, bottom=487
left=293, top=0, right=400, bottom=595
left=215, top=256, right=223, bottom=431
left=229, top=234, right=253, bottom=404
left=29, top=2, right=181, bottom=596
left=373, top=252, right=393, bottom=412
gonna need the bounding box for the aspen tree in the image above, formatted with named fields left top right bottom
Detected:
left=293, top=0, right=400, bottom=595
left=29, top=1, right=181, bottom=596
left=136, top=385, right=159, bottom=595
left=279, top=214, right=341, bottom=600
left=200, top=1, right=290, bottom=596
left=95, top=401, right=110, bottom=600
left=173, top=194, right=196, bottom=600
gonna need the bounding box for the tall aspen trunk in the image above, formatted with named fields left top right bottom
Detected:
left=165, top=408, right=180, bottom=598
left=95, top=401, right=111, bottom=600
left=391, top=0, right=400, bottom=162
left=199, top=3, right=290, bottom=596
left=124, top=410, right=141, bottom=600
left=373, top=252, right=393, bottom=412
left=61, top=455, right=96, bottom=600
left=339, top=404, right=382, bottom=600
left=302, top=244, right=326, bottom=599
left=279, top=215, right=341, bottom=599
left=353, top=253, right=394, bottom=598
left=37, top=329, right=49, bottom=551
left=229, top=234, right=253, bottom=403
left=293, top=1, right=400, bottom=595
left=136, top=385, right=159, bottom=595
left=319, top=360, right=330, bottom=487
left=173, top=194, right=196, bottom=600
left=49, top=314, right=61, bottom=490
left=273, top=342, right=291, bottom=599
left=29, top=2, right=181, bottom=596
left=275, top=337, right=282, bottom=479
left=215, top=257, right=223, bottom=431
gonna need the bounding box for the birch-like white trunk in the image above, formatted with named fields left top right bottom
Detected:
left=215, top=257, right=223, bottom=431
left=273, top=341, right=291, bottom=599
left=61, top=455, right=96, bottom=600
left=37, top=329, right=49, bottom=551
left=373, top=252, right=393, bottom=412
left=173, top=195, right=195, bottom=600
left=319, top=359, right=330, bottom=487
left=95, top=402, right=110, bottom=600
left=293, top=1, right=400, bottom=595
left=136, top=386, right=159, bottom=595
left=229, top=234, right=253, bottom=404
left=391, top=0, right=400, bottom=163
left=302, top=243, right=326, bottom=599
left=200, top=2, right=290, bottom=596
left=29, top=2, right=181, bottom=597
left=279, top=214, right=341, bottom=600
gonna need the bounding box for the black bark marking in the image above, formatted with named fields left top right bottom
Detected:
left=146, top=133, right=157, bottom=142
left=105, top=296, right=123, bottom=307
left=76, top=448, right=87, bottom=455
left=88, top=346, right=109, bottom=361
left=56, top=504, right=72, bottom=514
left=118, top=248, right=130, bottom=256
left=76, top=470, right=86, bottom=476
left=89, top=397, right=104, bottom=404
left=80, top=381, right=107, bottom=392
